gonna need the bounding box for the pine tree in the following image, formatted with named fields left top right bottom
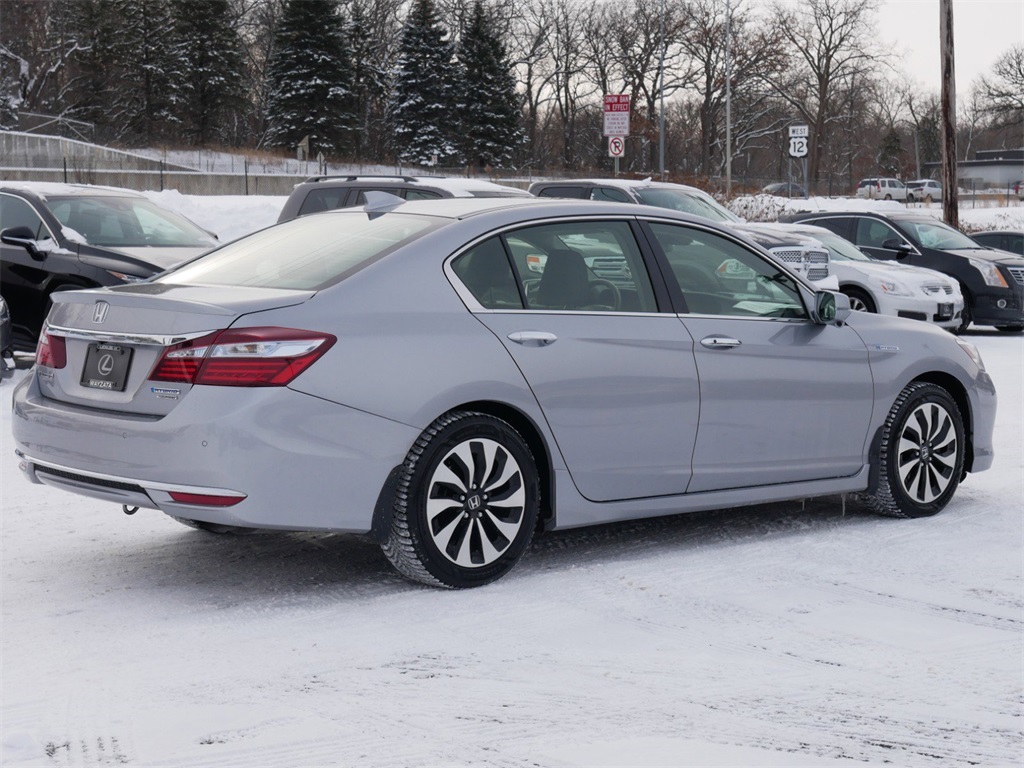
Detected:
left=347, top=0, right=396, bottom=160
left=112, top=0, right=180, bottom=145
left=264, top=0, right=353, bottom=157
left=457, top=0, right=522, bottom=170
left=878, top=128, right=905, bottom=177
left=59, top=0, right=122, bottom=140
left=168, top=0, right=247, bottom=146
left=390, top=0, right=461, bottom=166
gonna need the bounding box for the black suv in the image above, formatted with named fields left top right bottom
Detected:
left=277, top=175, right=530, bottom=222
left=1, top=183, right=218, bottom=350
left=782, top=210, right=1024, bottom=333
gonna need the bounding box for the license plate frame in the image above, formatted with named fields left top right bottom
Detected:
left=936, top=302, right=954, bottom=320
left=81, top=342, right=133, bottom=392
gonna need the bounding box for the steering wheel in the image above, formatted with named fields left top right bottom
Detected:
left=585, top=279, right=621, bottom=310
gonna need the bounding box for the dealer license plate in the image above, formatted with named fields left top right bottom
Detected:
left=936, top=302, right=954, bottom=321
left=81, top=343, right=132, bottom=391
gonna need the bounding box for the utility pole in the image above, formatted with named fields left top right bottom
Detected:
left=659, top=0, right=666, bottom=180
left=725, top=0, right=732, bottom=198
left=939, top=0, right=958, bottom=229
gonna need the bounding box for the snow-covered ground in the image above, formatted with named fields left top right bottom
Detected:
left=1, top=193, right=1022, bottom=767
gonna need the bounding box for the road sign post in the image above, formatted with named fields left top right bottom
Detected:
left=788, top=125, right=809, bottom=195
left=608, top=135, right=625, bottom=175
left=788, top=124, right=808, bottom=159
left=603, top=95, right=631, bottom=137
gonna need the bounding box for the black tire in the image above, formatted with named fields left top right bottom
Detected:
left=884, top=194, right=893, bottom=200
left=382, top=411, right=540, bottom=588
left=995, top=325, right=1024, bottom=334
left=954, top=288, right=970, bottom=333
left=862, top=382, right=965, bottom=519
left=170, top=516, right=257, bottom=534
left=841, top=287, right=876, bottom=313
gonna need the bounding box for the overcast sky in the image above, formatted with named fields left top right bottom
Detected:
left=877, top=0, right=1023, bottom=95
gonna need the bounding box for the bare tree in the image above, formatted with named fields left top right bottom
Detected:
left=679, top=0, right=787, bottom=177
left=763, top=0, right=886, bottom=187
left=977, top=44, right=1024, bottom=130
left=599, top=0, right=693, bottom=172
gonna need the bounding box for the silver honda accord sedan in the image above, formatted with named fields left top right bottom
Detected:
left=12, top=197, right=997, bottom=588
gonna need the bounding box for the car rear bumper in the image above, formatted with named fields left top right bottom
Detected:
left=11, top=374, right=421, bottom=532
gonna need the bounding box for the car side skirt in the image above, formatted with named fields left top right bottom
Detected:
left=549, top=466, right=871, bottom=530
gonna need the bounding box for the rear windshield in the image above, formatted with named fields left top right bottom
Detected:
left=157, top=211, right=441, bottom=290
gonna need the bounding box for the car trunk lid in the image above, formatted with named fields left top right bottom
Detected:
left=36, top=284, right=315, bottom=415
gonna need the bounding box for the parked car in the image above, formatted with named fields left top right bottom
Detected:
left=855, top=178, right=914, bottom=202
left=528, top=178, right=742, bottom=224
left=730, top=223, right=831, bottom=283
left=1, top=182, right=218, bottom=351
left=971, top=230, right=1024, bottom=255
left=12, top=197, right=995, bottom=588
left=0, top=295, right=12, bottom=375
left=906, top=179, right=943, bottom=203
left=781, top=209, right=1024, bottom=333
left=761, top=182, right=808, bottom=198
left=765, top=222, right=963, bottom=329
left=277, top=175, right=531, bottom=222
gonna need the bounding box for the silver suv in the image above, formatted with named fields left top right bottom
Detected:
left=856, top=178, right=913, bottom=202
left=277, top=175, right=530, bottom=222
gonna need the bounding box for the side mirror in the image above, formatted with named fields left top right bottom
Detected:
left=881, top=238, right=913, bottom=259
left=1, top=226, right=46, bottom=261
left=812, top=290, right=851, bottom=325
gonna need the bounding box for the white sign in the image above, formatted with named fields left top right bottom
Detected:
left=788, top=137, right=808, bottom=158
left=608, top=136, right=625, bottom=157
left=603, top=94, right=631, bottom=137
left=789, top=125, right=809, bottom=138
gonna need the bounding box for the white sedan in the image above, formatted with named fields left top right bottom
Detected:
left=762, top=223, right=964, bottom=330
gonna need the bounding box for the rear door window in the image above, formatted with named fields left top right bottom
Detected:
left=502, top=220, right=658, bottom=312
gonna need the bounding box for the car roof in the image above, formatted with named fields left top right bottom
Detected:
left=0, top=181, right=145, bottom=199
left=295, top=175, right=530, bottom=197
left=793, top=209, right=931, bottom=223
left=974, top=229, right=1022, bottom=236
left=308, top=195, right=720, bottom=227
left=531, top=178, right=707, bottom=193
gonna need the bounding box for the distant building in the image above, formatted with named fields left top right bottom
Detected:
left=924, top=148, right=1024, bottom=189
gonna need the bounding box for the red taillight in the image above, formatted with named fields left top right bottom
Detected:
left=168, top=491, right=245, bottom=507
left=149, top=327, right=335, bottom=387
left=35, top=327, right=67, bottom=369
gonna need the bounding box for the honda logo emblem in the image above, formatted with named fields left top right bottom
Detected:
left=93, top=301, right=110, bottom=324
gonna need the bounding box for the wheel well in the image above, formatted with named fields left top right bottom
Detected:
left=911, top=372, right=975, bottom=471
left=459, top=400, right=556, bottom=531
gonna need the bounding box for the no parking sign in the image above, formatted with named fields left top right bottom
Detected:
left=608, top=136, right=625, bottom=157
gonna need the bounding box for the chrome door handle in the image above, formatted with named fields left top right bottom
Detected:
left=700, top=336, right=742, bottom=349
left=508, top=331, right=558, bottom=347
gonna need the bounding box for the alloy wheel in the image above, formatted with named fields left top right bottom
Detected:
left=426, top=437, right=526, bottom=568
left=896, top=402, right=958, bottom=504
